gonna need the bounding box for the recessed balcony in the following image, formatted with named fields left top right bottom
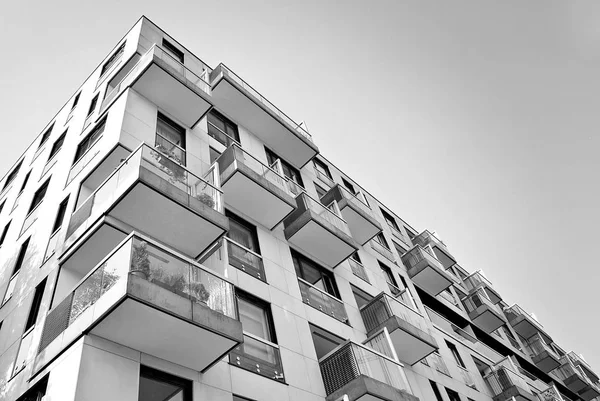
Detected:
left=462, top=288, right=506, bottom=333
left=216, top=144, right=297, bottom=230
left=64, top=144, right=228, bottom=259
left=36, top=234, right=242, bottom=373
left=485, top=365, right=536, bottom=401
left=462, top=270, right=502, bottom=304
left=524, top=333, right=560, bottom=373
left=504, top=304, right=552, bottom=345
left=401, top=245, right=453, bottom=296
left=102, top=44, right=212, bottom=127
left=210, top=64, right=318, bottom=169
left=360, top=291, right=438, bottom=365
left=553, top=357, right=590, bottom=394
left=319, top=340, right=418, bottom=401
left=284, top=192, right=358, bottom=268
left=320, top=184, right=382, bottom=245
left=412, top=230, right=456, bottom=269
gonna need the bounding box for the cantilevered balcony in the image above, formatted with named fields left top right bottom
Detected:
left=360, top=291, right=438, bottom=365
left=217, top=144, right=297, bottom=229
left=553, top=357, right=590, bottom=394
left=320, top=184, right=382, bottom=245
left=64, top=144, right=228, bottom=259
left=462, top=270, right=502, bottom=304
left=504, top=304, right=552, bottom=345
left=400, top=245, right=453, bottom=296
left=298, top=278, right=348, bottom=324
left=485, top=365, right=536, bottom=401
left=102, top=44, right=212, bottom=127
left=412, top=230, right=456, bottom=269
left=319, top=340, right=418, bottom=401
left=538, top=383, right=568, bottom=401
left=210, top=64, right=318, bottom=169
left=462, top=288, right=505, bottom=333
left=568, top=352, right=600, bottom=384
left=284, top=192, right=358, bottom=268
left=523, top=333, right=560, bottom=373
left=36, top=234, right=242, bottom=373
left=579, top=380, right=600, bottom=401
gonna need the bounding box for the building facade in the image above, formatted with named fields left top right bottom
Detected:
left=0, top=16, right=596, bottom=401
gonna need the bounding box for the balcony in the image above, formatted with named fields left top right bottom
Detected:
left=538, top=383, right=567, bottom=401
left=485, top=365, right=536, bottom=401
left=462, top=270, right=502, bottom=305
left=462, top=288, right=505, bottom=333
left=210, top=64, right=318, bottom=169
left=320, top=184, right=382, bottom=245
left=36, top=234, right=242, bottom=373
left=504, top=304, right=552, bottom=345
left=412, top=230, right=456, bottom=269
left=217, top=144, right=297, bottom=230
left=360, top=292, right=438, bottom=365
left=284, top=192, right=358, bottom=268
left=524, top=333, right=560, bottom=373
left=319, top=340, right=418, bottom=401
left=102, top=44, right=212, bottom=127
left=553, top=357, right=590, bottom=394
left=298, top=278, right=348, bottom=324
left=230, top=332, right=285, bottom=382
left=579, top=380, right=600, bottom=401
left=348, top=258, right=370, bottom=283
left=400, top=245, right=453, bottom=296
left=568, top=352, right=600, bottom=383
left=64, top=144, right=228, bottom=259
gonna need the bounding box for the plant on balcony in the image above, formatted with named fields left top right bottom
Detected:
left=190, top=281, right=211, bottom=305
left=195, top=192, right=215, bottom=209
left=152, top=145, right=186, bottom=184
left=130, top=241, right=151, bottom=279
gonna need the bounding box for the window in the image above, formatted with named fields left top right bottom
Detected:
left=309, top=323, right=344, bottom=359
left=19, top=171, right=31, bottom=194
left=209, top=147, right=221, bottom=165
left=379, top=261, right=398, bottom=288
left=446, top=341, right=466, bottom=368
left=233, top=396, right=256, bottom=401
left=226, top=211, right=260, bottom=253
left=405, top=228, right=416, bottom=239
left=16, top=375, right=47, bottom=401
left=430, top=380, right=444, bottom=401
left=314, top=183, right=328, bottom=200
left=238, top=292, right=275, bottom=340
left=207, top=109, right=239, bottom=146
left=162, top=39, right=184, bottom=63
left=341, top=177, right=356, bottom=194
left=38, top=124, right=54, bottom=149
left=156, top=113, right=186, bottom=164
left=350, top=251, right=362, bottom=264
left=265, top=148, right=303, bottom=187
left=73, top=118, right=105, bottom=164
left=100, top=42, right=125, bottom=77
left=393, top=241, right=407, bottom=257
left=3, top=160, right=22, bottom=191
left=445, top=388, right=462, bottom=401
left=12, top=238, right=30, bottom=276
left=138, top=366, right=192, bottom=401
left=51, top=197, right=69, bottom=234
left=28, top=179, right=50, bottom=214
left=0, top=221, right=10, bottom=246
left=293, top=250, right=339, bottom=298
left=381, top=209, right=400, bottom=231
left=351, top=285, right=373, bottom=309
left=24, top=279, right=46, bottom=331
left=87, top=94, right=99, bottom=117
left=374, top=232, right=390, bottom=249
left=48, top=132, right=66, bottom=161
left=70, top=92, right=81, bottom=111
left=0, top=200, right=5, bottom=215
left=313, top=158, right=332, bottom=180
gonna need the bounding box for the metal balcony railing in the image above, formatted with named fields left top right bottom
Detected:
left=298, top=278, right=348, bottom=323
left=485, top=365, right=531, bottom=396
left=319, top=341, right=413, bottom=396
left=462, top=288, right=500, bottom=315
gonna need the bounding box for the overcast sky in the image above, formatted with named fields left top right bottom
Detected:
left=1, top=0, right=599, bottom=368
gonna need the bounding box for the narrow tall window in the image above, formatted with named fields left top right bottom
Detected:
left=24, top=279, right=46, bottom=331
left=266, top=148, right=303, bottom=187
left=226, top=211, right=260, bottom=254
left=38, top=124, right=54, bottom=149
left=341, top=177, right=356, bottom=194
left=445, top=340, right=466, bottom=368
left=381, top=209, right=400, bottom=231
left=0, top=221, right=10, bottom=246
left=313, top=158, right=332, bottom=180
left=156, top=113, right=186, bottom=164
left=51, top=197, right=69, bottom=234
left=19, top=171, right=31, bottom=194
left=430, top=380, right=444, bottom=401
left=100, top=42, right=125, bottom=77
left=73, top=119, right=105, bottom=164
left=3, top=160, right=22, bottom=191
left=28, top=179, right=50, bottom=214
left=374, top=232, right=390, bottom=249
left=445, top=388, right=462, bottom=401
left=379, top=261, right=398, bottom=289
left=70, top=92, right=81, bottom=111
left=162, top=39, right=184, bottom=63
left=48, top=132, right=66, bottom=161
left=87, top=94, right=99, bottom=117
left=13, top=238, right=30, bottom=276
left=207, top=109, right=240, bottom=146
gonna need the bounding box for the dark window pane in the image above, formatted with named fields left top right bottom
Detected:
left=24, top=279, right=46, bottom=331
left=52, top=197, right=69, bottom=233
left=74, top=119, right=105, bottom=163
left=29, top=180, right=50, bottom=213
left=162, top=39, right=184, bottom=63
left=87, top=94, right=99, bottom=116
left=0, top=221, right=11, bottom=246
left=38, top=124, right=54, bottom=148
left=101, top=42, right=125, bottom=76
left=13, top=238, right=30, bottom=275
left=309, top=323, right=344, bottom=359
left=4, top=160, right=23, bottom=190
left=139, top=366, right=192, bottom=401
left=226, top=212, right=260, bottom=253
left=48, top=132, right=66, bottom=161
left=314, top=159, right=332, bottom=179
left=19, top=171, right=31, bottom=193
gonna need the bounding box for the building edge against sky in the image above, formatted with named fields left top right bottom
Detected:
left=0, top=15, right=596, bottom=401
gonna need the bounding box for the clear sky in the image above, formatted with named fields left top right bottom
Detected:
left=1, top=0, right=599, bottom=367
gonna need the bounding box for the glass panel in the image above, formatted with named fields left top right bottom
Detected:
left=229, top=334, right=284, bottom=382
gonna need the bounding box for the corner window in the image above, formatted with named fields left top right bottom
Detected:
left=100, top=42, right=125, bottom=77
left=3, top=160, right=22, bottom=191
left=38, top=124, right=54, bottom=149
left=48, top=132, right=66, bottom=162
left=207, top=109, right=239, bottom=146
left=162, top=39, right=184, bottom=63
left=73, top=118, right=106, bottom=165
left=265, top=148, right=303, bottom=187
left=313, top=158, right=332, bottom=180
left=156, top=113, right=186, bottom=165
left=138, top=366, right=192, bottom=401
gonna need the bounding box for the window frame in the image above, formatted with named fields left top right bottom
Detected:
left=237, top=290, right=277, bottom=343
left=207, top=109, right=240, bottom=146
left=3, top=160, right=23, bottom=191
left=292, top=250, right=340, bottom=299
left=162, top=38, right=184, bottom=63
left=445, top=340, right=466, bottom=368
left=72, top=118, right=106, bottom=165
left=226, top=210, right=261, bottom=254
left=139, top=365, right=193, bottom=401
left=28, top=179, right=50, bottom=215
left=100, top=42, right=126, bottom=78
left=380, top=208, right=400, bottom=231
left=51, top=196, right=70, bottom=234
left=24, top=279, right=46, bottom=332
left=38, top=124, right=54, bottom=149
left=48, top=131, right=66, bottom=162
left=313, top=158, right=332, bottom=180
left=0, top=221, right=11, bottom=247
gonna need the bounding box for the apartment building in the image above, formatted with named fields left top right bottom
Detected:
left=0, top=15, right=596, bottom=401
